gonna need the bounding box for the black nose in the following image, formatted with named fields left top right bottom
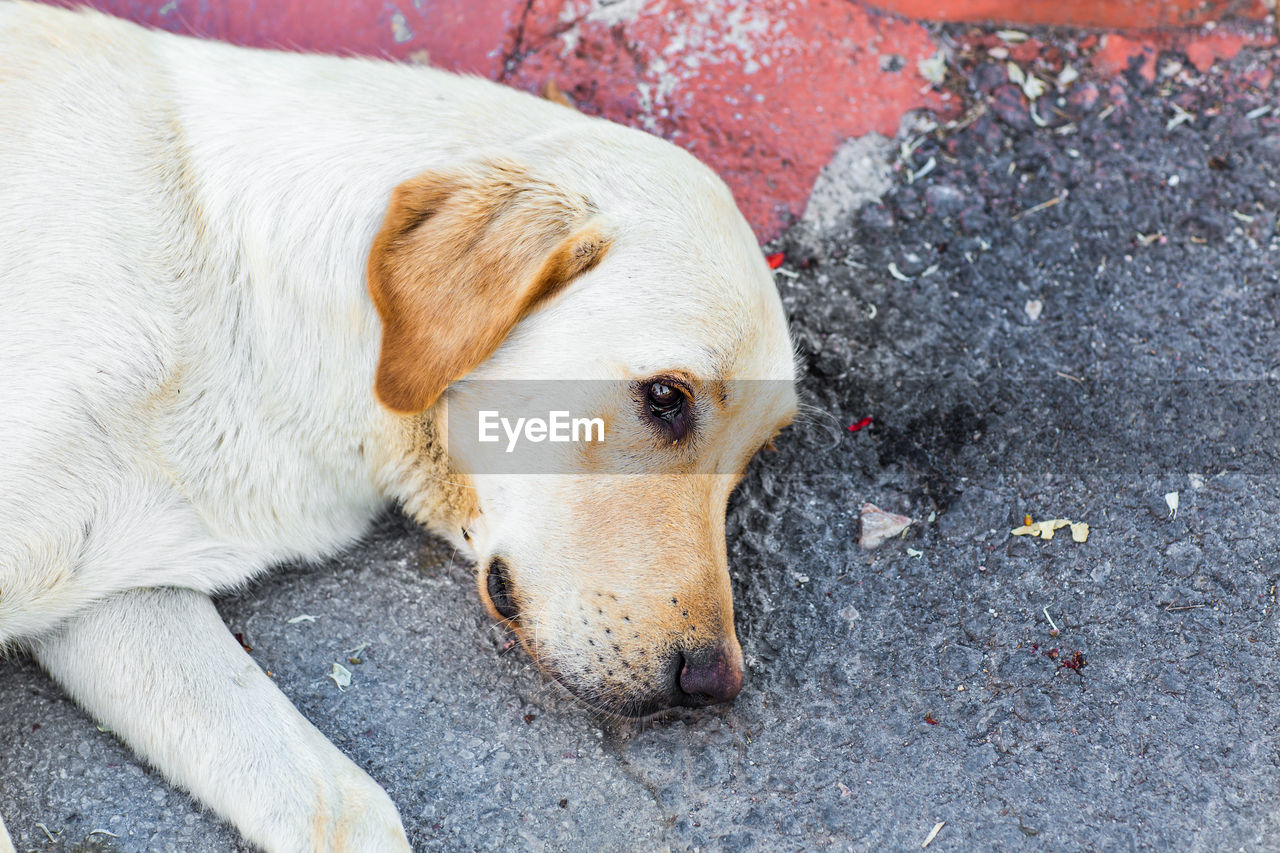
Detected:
left=486, top=558, right=519, bottom=621
left=674, top=645, right=743, bottom=707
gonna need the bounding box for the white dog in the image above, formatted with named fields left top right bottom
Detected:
left=0, top=2, right=797, bottom=849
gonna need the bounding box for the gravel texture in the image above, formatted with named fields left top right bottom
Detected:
left=4, top=31, right=1280, bottom=853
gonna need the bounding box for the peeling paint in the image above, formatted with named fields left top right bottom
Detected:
left=506, top=0, right=944, bottom=238
left=580, top=0, right=650, bottom=27
left=391, top=10, right=413, bottom=44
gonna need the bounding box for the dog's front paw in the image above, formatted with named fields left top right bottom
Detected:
left=256, top=761, right=409, bottom=853
left=31, top=588, right=408, bottom=852
left=310, top=769, right=409, bottom=853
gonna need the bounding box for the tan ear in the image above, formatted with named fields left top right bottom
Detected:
left=367, top=160, right=611, bottom=414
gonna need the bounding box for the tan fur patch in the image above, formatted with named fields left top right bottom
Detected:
left=541, top=79, right=575, bottom=109
left=366, top=161, right=611, bottom=414
left=393, top=409, right=479, bottom=533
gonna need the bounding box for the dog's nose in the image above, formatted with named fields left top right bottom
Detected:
left=674, top=644, right=743, bottom=707
left=485, top=557, right=519, bottom=621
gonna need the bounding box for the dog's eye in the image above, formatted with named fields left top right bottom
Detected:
left=647, top=381, right=682, bottom=414
left=643, top=379, right=692, bottom=442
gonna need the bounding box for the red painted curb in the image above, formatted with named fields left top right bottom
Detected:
left=46, top=0, right=517, bottom=74
left=502, top=1, right=945, bottom=239
left=866, top=0, right=1271, bottom=30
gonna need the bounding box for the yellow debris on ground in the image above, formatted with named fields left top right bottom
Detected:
left=1011, top=518, right=1089, bottom=543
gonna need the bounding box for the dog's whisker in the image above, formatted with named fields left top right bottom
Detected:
left=419, top=473, right=477, bottom=492
left=794, top=398, right=844, bottom=431
left=795, top=398, right=834, bottom=421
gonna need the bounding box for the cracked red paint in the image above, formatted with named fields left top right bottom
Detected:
left=1093, top=33, right=1160, bottom=81
left=502, top=0, right=946, bottom=238
left=867, top=0, right=1270, bottom=29
left=1092, top=28, right=1276, bottom=80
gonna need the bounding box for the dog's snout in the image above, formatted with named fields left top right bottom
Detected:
left=486, top=558, right=519, bottom=621
left=674, top=644, right=743, bottom=707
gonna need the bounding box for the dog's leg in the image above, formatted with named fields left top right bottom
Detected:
left=0, top=812, right=14, bottom=853
left=31, top=588, right=409, bottom=853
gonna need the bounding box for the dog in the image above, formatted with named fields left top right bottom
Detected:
left=0, top=2, right=798, bottom=849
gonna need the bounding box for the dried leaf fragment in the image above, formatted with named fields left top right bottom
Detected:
left=328, top=663, right=352, bottom=691
left=1012, top=517, right=1088, bottom=543
left=918, top=51, right=947, bottom=86
left=860, top=503, right=913, bottom=549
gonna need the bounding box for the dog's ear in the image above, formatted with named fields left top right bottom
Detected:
left=367, top=160, right=611, bottom=414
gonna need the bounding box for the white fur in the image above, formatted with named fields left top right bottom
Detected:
left=0, top=1, right=796, bottom=849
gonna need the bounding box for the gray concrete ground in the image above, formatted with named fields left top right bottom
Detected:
left=5, top=30, right=1280, bottom=853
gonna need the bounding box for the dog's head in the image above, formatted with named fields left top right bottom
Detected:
left=368, top=139, right=796, bottom=717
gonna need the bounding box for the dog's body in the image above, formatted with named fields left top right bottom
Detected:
left=0, top=3, right=797, bottom=849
